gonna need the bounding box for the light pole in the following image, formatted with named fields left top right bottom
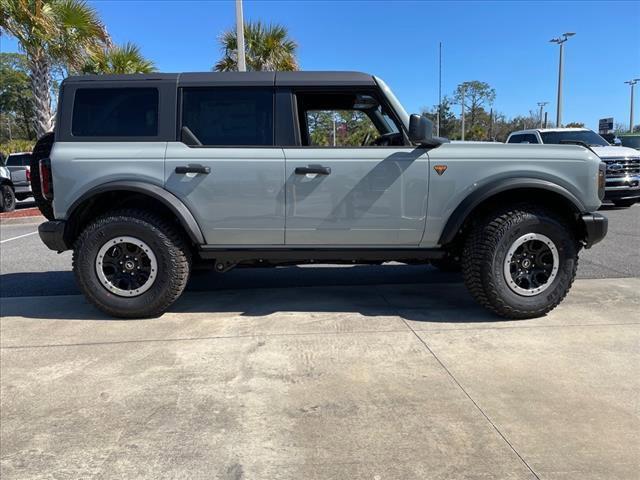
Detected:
left=437, top=42, right=442, bottom=137
left=235, top=0, right=246, bottom=72
left=550, top=32, right=575, bottom=127
left=460, top=85, right=465, bottom=141
left=537, top=102, right=548, bottom=128
left=624, top=78, right=640, bottom=132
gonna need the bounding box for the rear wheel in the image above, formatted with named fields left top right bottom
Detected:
left=73, top=209, right=191, bottom=318
left=0, top=185, right=16, bottom=212
left=462, top=205, right=578, bottom=319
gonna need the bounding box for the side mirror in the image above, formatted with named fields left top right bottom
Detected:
left=408, top=114, right=444, bottom=147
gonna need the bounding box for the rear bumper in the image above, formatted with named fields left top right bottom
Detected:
left=581, top=213, right=608, bottom=248
left=38, top=220, right=68, bottom=252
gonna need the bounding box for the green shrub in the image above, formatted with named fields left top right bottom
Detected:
left=0, top=139, right=35, bottom=158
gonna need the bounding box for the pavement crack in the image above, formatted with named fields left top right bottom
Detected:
left=377, top=287, right=541, bottom=480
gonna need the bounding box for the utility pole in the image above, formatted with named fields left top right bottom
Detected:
left=437, top=42, right=442, bottom=137
left=537, top=102, right=548, bottom=128
left=624, top=79, right=639, bottom=132
left=235, top=0, right=246, bottom=72
left=544, top=111, right=548, bottom=129
left=550, top=32, right=575, bottom=127
left=460, top=85, right=466, bottom=141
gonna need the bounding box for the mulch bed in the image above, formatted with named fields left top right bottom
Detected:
left=0, top=207, right=42, bottom=219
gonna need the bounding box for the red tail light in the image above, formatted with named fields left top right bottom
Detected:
left=25, top=166, right=31, bottom=183
left=39, top=158, right=53, bottom=200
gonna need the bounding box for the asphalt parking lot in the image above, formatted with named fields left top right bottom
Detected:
left=1, top=203, right=639, bottom=479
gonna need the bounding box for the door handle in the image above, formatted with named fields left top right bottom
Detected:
left=295, top=166, right=331, bottom=175
left=175, top=164, right=210, bottom=175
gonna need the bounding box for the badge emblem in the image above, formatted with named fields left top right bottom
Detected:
left=433, top=165, right=448, bottom=176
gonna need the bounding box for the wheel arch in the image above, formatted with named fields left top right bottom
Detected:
left=438, top=178, right=586, bottom=246
left=65, top=181, right=205, bottom=246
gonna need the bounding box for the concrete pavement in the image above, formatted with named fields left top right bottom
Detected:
left=2, top=277, right=639, bottom=479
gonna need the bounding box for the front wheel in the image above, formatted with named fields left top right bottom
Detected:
left=462, top=205, right=578, bottom=319
left=0, top=185, right=16, bottom=212
left=73, top=209, right=191, bottom=318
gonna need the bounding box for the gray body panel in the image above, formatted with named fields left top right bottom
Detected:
left=51, top=142, right=166, bottom=220
left=164, top=143, right=285, bottom=245
left=283, top=148, right=429, bottom=245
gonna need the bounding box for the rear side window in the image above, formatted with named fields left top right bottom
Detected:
left=508, top=134, right=538, bottom=144
left=6, top=154, right=31, bottom=166
left=181, top=88, right=273, bottom=146
left=72, top=88, right=159, bottom=137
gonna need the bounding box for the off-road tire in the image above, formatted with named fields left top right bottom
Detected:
left=29, top=132, right=55, bottom=220
left=0, top=185, right=16, bottom=212
left=612, top=199, right=636, bottom=208
left=73, top=209, right=191, bottom=318
left=461, top=205, right=578, bottom=319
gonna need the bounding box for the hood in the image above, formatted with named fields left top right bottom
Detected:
left=591, top=145, right=639, bottom=159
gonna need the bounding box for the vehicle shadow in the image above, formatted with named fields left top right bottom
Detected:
left=0, top=265, right=505, bottom=324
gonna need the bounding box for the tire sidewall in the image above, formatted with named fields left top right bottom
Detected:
left=75, top=216, right=184, bottom=317
left=489, top=213, right=576, bottom=312
left=1, top=185, right=16, bottom=212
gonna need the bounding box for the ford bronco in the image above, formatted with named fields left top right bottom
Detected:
left=34, top=71, right=608, bottom=318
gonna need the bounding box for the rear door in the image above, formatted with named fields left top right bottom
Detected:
left=283, top=89, right=429, bottom=246
left=164, top=86, right=285, bottom=245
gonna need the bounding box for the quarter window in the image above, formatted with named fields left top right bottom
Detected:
left=508, top=134, right=538, bottom=144
left=72, top=88, right=158, bottom=137
left=181, top=88, right=274, bottom=146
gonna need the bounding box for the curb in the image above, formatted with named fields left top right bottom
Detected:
left=0, top=215, right=45, bottom=225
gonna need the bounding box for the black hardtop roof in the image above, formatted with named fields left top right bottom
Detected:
left=63, top=71, right=376, bottom=87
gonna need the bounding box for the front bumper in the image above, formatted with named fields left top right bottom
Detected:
left=604, top=187, right=640, bottom=202
left=581, top=213, right=608, bottom=248
left=38, top=220, right=68, bottom=252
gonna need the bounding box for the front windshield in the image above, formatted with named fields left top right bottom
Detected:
left=373, top=76, right=409, bottom=131
left=620, top=136, right=640, bottom=149
left=540, top=130, right=610, bottom=147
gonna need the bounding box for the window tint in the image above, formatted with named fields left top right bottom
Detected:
left=72, top=88, right=158, bottom=137
left=181, top=88, right=273, bottom=146
left=6, top=154, right=31, bottom=166
left=508, top=134, right=538, bottom=144
left=306, top=110, right=378, bottom=147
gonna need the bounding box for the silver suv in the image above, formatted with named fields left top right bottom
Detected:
left=35, top=71, right=607, bottom=319
left=507, top=128, right=640, bottom=207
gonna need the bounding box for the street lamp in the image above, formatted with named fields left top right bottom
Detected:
left=537, top=102, right=549, bottom=128
left=550, top=32, right=575, bottom=127
left=235, top=0, right=246, bottom=72
left=624, top=78, right=640, bottom=133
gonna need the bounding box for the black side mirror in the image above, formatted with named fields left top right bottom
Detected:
left=408, top=114, right=445, bottom=147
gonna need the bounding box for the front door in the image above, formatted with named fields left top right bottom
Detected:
left=284, top=90, right=429, bottom=245
left=165, top=86, right=285, bottom=245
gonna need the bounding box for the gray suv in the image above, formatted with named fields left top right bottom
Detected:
left=35, top=71, right=607, bottom=319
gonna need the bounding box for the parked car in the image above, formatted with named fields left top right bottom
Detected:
left=507, top=128, right=640, bottom=207
left=34, top=71, right=607, bottom=319
left=5, top=151, right=33, bottom=201
left=617, top=133, right=640, bottom=151
left=0, top=156, right=16, bottom=212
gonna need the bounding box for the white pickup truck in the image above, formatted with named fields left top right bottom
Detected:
left=507, top=128, right=640, bottom=207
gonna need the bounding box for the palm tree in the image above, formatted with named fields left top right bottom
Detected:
left=214, top=21, right=298, bottom=72
left=0, top=0, right=111, bottom=137
left=81, top=42, right=156, bottom=74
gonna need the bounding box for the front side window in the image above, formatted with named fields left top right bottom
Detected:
left=181, top=87, right=274, bottom=146
left=72, top=88, right=158, bottom=137
left=296, top=92, right=404, bottom=147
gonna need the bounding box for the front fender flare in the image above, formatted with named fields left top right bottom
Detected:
left=67, top=181, right=205, bottom=244
left=438, top=178, right=586, bottom=245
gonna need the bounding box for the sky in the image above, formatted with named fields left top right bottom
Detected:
left=2, top=0, right=639, bottom=130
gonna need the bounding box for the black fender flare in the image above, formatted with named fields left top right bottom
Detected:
left=67, top=181, right=205, bottom=244
left=438, top=178, right=586, bottom=245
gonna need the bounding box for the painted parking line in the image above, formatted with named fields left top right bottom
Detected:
left=0, top=231, right=38, bottom=244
